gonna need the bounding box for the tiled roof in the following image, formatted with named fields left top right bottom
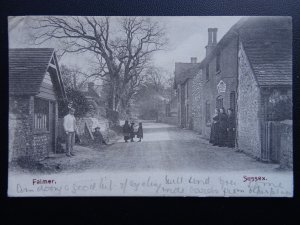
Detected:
left=9, top=48, right=54, bottom=94
left=199, top=16, right=292, bottom=87
left=240, top=18, right=292, bottom=86
left=174, top=63, right=201, bottom=85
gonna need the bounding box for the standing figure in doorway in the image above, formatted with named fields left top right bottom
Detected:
left=123, top=120, right=131, bottom=143
left=63, top=107, right=77, bottom=157
left=136, top=122, right=143, bottom=142
left=218, top=107, right=228, bottom=147
left=210, top=108, right=220, bottom=146
left=226, top=108, right=236, bottom=148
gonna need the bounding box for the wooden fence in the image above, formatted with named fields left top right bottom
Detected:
left=261, top=121, right=291, bottom=163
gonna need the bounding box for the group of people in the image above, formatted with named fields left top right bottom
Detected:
left=209, top=107, right=236, bottom=148
left=122, top=121, right=144, bottom=142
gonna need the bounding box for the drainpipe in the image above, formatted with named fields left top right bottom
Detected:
left=235, top=31, right=240, bottom=150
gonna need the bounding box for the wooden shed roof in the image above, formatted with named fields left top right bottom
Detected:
left=9, top=48, right=67, bottom=99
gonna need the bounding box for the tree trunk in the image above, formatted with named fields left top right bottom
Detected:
left=108, top=76, right=119, bottom=111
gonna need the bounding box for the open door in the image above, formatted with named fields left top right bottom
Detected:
left=49, top=101, right=56, bottom=153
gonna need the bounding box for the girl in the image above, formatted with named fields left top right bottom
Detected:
left=136, top=122, right=143, bottom=142
left=123, top=120, right=131, bottom=143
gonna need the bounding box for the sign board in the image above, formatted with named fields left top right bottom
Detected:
left=217, top=80, right=226, bottom=93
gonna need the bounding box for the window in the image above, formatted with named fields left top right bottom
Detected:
left=216, top=96, right=223, bottom=109
left=186, top=81, right=188, bottom=98
left=230, top=91, right=236, bottom=112
left=34, top=98, right=49, bottom=131
left=216, top=52, right=221, bottom=73
left=205, top=101, right=211, bottom=125
left=206, top=64, right=209, bottom=81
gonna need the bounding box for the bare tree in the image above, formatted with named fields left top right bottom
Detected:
left=132, top=67, right=170, bottom=120
left=60, top=64, right=88, bottom=90
left=32, top=16, right=168, bottom=112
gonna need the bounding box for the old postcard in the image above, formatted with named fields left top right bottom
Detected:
left=8, top=16, right=293, bottom=197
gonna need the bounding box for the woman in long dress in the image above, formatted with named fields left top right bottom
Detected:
left=210, top=108, right=220, bottom=146
left=123, top=120, right=131, bottom=143
left=218, top=107, right=228, bottom=147
left=226, top=108, right=236, bottom=148
left=130, top=122, right=135, bottom=142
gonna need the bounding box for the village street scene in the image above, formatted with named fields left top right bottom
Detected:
left=8, top=16, right=293, bottom=196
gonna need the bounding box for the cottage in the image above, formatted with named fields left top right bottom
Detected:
left=192, top=16, right=292, bottom=164
left=9, top=48, right=67, bottom=162
left=174, top=57, right=201, bottom=128
left=237, top=17, right=292, bottom=164
left=81, top=82, right=106, bottom=118
left=197, top=25, right=240, bottom=139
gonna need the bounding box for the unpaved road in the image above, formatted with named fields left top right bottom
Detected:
left=68, top=122, right=284, bottom=173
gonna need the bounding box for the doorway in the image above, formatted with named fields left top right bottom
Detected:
left=216, top=95, right=223, bottom=109
left=49, top=101, right=56, bottom=153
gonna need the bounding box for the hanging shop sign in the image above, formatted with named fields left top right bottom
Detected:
left=217, top=80, right=226, bottom=93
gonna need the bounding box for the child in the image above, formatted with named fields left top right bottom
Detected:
left=136, top=122, right=143, bottom=142
left=130, top=122, right=135, bottom=142
left=123, top=120, right=131, bottom=143
left=93, top=127, right=107, bottom=145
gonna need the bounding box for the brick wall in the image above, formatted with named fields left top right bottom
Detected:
left=191, top=70, right=203, bottom=133
left=201, top=37, right=238, bottom=139
left=279, top=121, right=293, bottom=169
left=237, top=42, right=261, bottom=158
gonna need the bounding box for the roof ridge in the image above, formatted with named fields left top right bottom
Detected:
left=10, top=47, right=54, bottom=50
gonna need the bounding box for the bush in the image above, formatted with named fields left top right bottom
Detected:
left=268, top=93, right=292, bottom=121
left=64, top=87, right=90, bottom=117
left=106, top=108, right=119, bottom=126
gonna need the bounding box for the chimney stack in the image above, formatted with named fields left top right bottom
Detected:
left=191, top=57, right=197, bottom=63
left=206, top=28, right=218, bottom=56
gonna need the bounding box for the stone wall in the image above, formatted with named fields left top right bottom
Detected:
left=237, top=42, right=261, bottom=158
left=186, top=79, right=193, bottom=129
left=191, top=70, right=203, bottom=133
left=32, top=134, right=50, bottom=160
left=76, top=117, right=110, bottom=145
left=9, top=96, right=32, bottom=162
left=176, top=84, right=181, bottom=127
left=9, top=96, right=56, bottom=162
left=279, top=121, right=293, bottom=169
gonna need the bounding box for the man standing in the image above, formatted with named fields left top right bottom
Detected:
left=63, top=108, right=77, bottom=157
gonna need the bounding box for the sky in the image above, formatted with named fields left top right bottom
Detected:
left=8, top=16, right=242, bottom=76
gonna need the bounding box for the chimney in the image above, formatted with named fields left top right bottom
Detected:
left=191, top=57, right=197, bottom=63
left=88, top=82, right=95, bottom=92
left=206, top=28, right=218, bottom=56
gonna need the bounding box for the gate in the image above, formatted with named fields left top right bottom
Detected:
left=261, top=121, right=281, bottom=162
